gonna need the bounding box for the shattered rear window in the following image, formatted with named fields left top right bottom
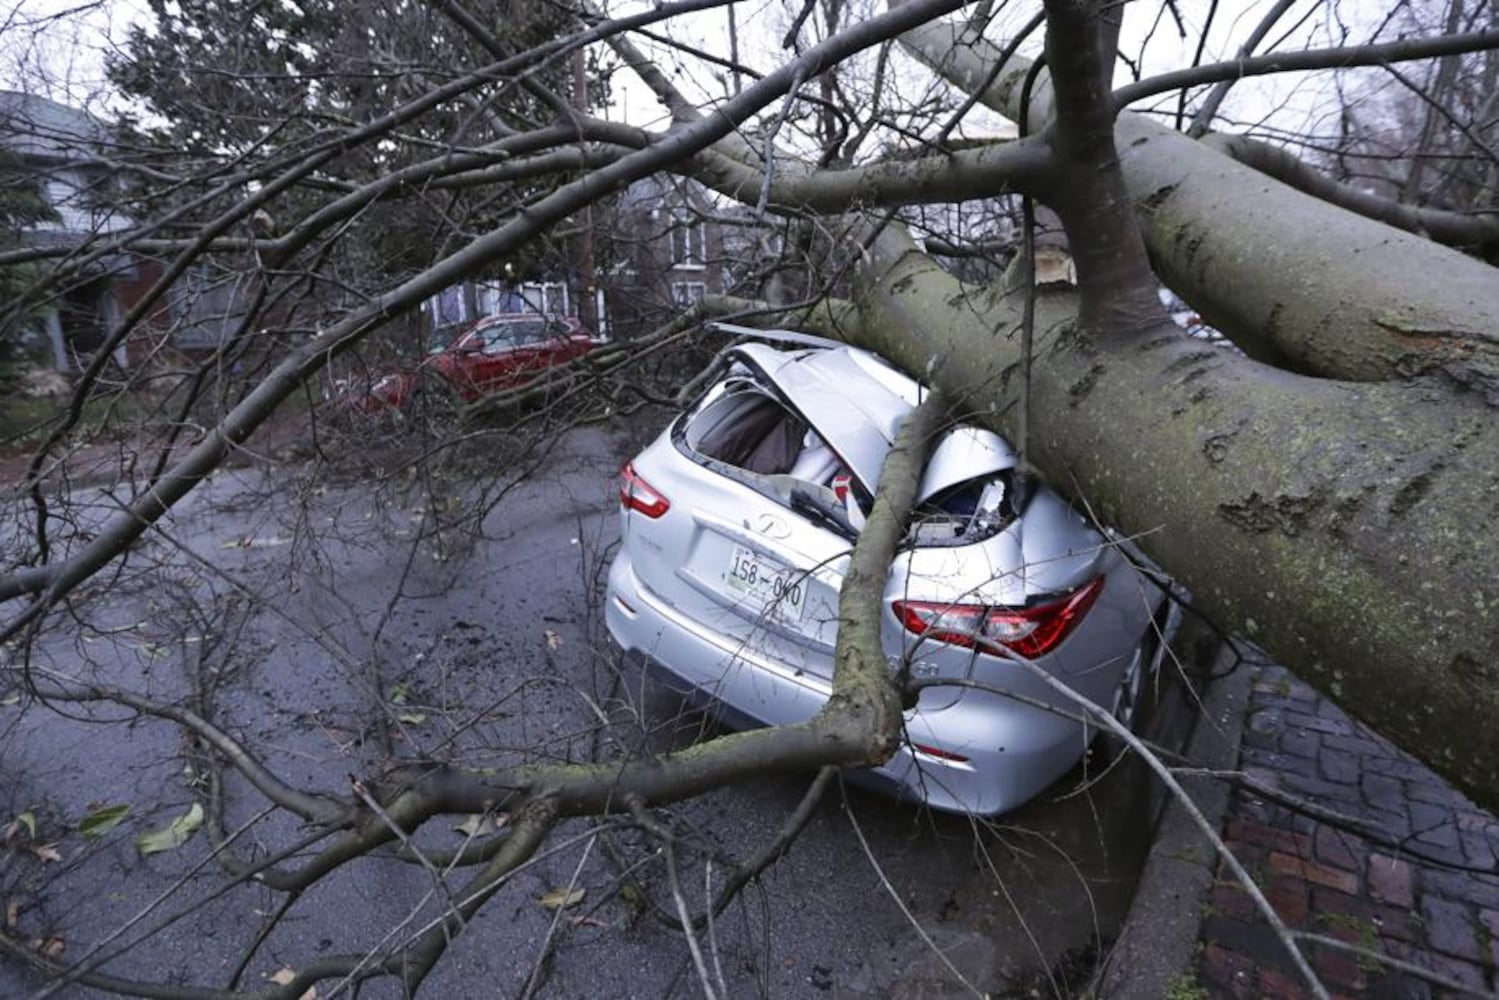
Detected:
left=679, top=380, right=867, bottom=538
left=907, top=474, right=1015, bottom=547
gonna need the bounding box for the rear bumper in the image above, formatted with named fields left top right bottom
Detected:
left=606, top=552, right=1096, bottom=816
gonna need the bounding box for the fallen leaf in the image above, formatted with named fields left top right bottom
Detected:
left=453, top=814, right=487, bottom=837
left=219, top=535, right=292, bottom=549
left=29, top=843, right=62, bottom=863
left=35, top=935, right=64, bottom=958
left=267, top=968, right=318, bottom=997
left=3, top=810, right=36, bottom=842
left=452, top=812, right=508, bottom=838
left=0, top=694, right=19, bottom=706
left=537, top=887, right=585, bottom=910
left=396, top=712, right=426, bottom=726
left=389, top=681, right=409, bottom=705
left=136, top=803, right=203, bottom=856
left=544, top=630, right=562, bottom=651
left=79, top=804, right=131, bottom=840
left=568, top=915, right=606, bottom=928
left=5, top=899, right=20, bottom=930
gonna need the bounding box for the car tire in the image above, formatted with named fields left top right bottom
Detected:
left=1108, top=651, right=1147, bottom=735
left=405, top=370, right=462, bottom=421
left=1095, top=599, right=1182, bottom=759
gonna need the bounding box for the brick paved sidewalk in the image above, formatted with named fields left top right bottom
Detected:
left=1198, top=663, right=1499, bottom=998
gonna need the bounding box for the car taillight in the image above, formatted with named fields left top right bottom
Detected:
left=893, top=576, right=1104, bottom=659
left=620, top=462, right=670, bottom=518
left=912, top=742, right=970, bottom=763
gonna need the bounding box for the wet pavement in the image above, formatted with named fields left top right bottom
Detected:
left=1, top=421, right=1161, bottom=998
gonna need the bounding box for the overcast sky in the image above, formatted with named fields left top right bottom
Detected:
left=598, top=0, right=1388, bottom=153
left=0, top=0, right=1392, bottom=148
left=0, top=0, right=148, bottom=111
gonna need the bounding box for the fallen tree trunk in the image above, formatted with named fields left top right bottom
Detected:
left=840, top=226, right=1499, bottom=812
left=684, top=9, right=1499, bottom=809
left=899, top=21, right=1499, bottom=394
left=1201, top=131, right=1499, bottom=259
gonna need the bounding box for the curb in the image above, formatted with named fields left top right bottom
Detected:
left=2, top=436, right=314, bottom=496
left=1099, top=638, right=1252, bottom=997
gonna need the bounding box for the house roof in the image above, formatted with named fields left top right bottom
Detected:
left=618, top=173, right=720, bottom=213
left=0, top=91, right=109, bottom=162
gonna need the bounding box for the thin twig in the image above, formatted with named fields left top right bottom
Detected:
left=520, top=832, right=598, bottom=999
left=993, top=657, right=1330, bottom=999
left=842, top=792, right=985, bottom=998
left=1290, top=930, right=1499, bottom=997
left=663, top=836, right=719, bottom=1000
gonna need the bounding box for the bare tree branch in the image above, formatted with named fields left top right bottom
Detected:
left=1186, top=0, right=1297, bottom=137
left=1113, top=26, right=1499, bottom=111
left=1206, top=131, right=1499, bottom=252
left=0, top=0, right=968, bottom=621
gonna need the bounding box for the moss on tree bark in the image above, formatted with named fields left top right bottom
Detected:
left=847, top=227, right=1499, bottom=810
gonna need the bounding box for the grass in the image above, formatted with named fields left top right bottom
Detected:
left=0, top=392, right=147, bottom=454
left=0, top=395, right=61, bottom=449
left=1165, top=971, right=1210, bottom=1000
left=1318, top=912, right=1382, bottom=974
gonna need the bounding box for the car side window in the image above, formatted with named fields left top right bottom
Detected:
left=494, top=321, right=547, bottom=346
left=479, top=326, right=517, bottom=353
left=687, top=390, right=797, bottom=472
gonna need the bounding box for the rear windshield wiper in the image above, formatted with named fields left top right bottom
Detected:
left=789, top=485, right=857, bottom=540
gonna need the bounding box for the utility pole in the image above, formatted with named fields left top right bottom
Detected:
left=573, top=47, right=599, bottom=333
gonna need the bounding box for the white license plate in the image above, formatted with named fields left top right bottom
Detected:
left=724, top=545, right=807, bottom=622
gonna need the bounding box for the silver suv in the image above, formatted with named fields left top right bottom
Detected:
left=606, top=339, right=1173, bottom=815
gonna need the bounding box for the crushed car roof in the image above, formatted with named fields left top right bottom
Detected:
left=725, top=342, right=1015, bottom=499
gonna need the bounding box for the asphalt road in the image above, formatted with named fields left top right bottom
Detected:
left=0, top=420, right=1156, bottom=998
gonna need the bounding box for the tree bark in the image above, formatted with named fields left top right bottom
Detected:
left=1203, top=132, right=1499, bottom=257
left=899, top=20, right=1499, bottom=394
left=841, top=225, right=1499, bottom=813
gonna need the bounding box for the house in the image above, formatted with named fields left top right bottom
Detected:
left=601, top=175, right=730, bottom=336
left=420, top=175, right=760, bottom=343
left=0, top=90, right=167, bottom=371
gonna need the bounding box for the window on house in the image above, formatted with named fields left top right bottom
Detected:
left=476, top=284, right=501, bottom=315
left=672, top=282, right=706, bottom=307
left=516, top=282, right=570, bottom=316
left=670, top=210, right=706, bottom=268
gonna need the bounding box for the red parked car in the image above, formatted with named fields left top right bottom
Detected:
left=332, top=314, right=599, bottom=412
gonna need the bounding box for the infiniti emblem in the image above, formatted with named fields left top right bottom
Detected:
left=752, top=513, right=792, bottom=539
